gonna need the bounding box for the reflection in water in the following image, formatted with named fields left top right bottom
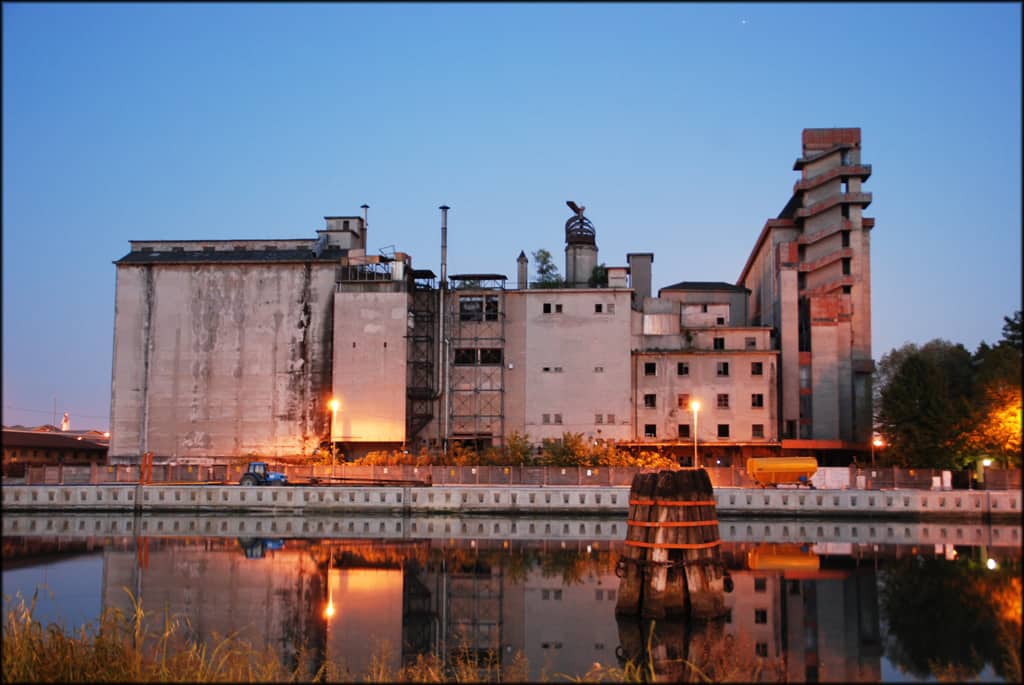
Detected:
left=2, top=520, right=1021, bottom=682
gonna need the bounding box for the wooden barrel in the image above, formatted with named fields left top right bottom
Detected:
left=616, top=468, right=725, bottom=620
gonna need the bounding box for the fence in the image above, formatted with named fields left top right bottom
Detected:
left=15, top=463, right=1022, bottom=491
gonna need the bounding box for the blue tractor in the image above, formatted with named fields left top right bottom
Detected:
left=238, top=461, right=288, bottom=486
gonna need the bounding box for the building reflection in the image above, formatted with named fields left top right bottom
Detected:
left=90, top=535, right=1015, bottom=682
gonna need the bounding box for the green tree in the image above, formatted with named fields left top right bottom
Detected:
left=1001, top=309, right=1022, bottom=350
left=588, top=263, right=608, bottom=288
left=876, top=346, right=970, bottom=468
left=532, top=249, right=563, bottom=288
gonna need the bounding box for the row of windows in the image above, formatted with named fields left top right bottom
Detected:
left=454, top=348, right=503, bottom=365
left=643, top=393, right=765, bottom=409
left=543, top=413, right=619, bottom=425
left=646, top=423, right=766, bottom=439
left=646, top=361, right=764, bottom=377
left=542, top=302, right=616, bottom=315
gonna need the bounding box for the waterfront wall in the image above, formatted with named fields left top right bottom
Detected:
left=2, top=483, right=1019, bottom=522
left=3, top=511, right=1019, bottom=551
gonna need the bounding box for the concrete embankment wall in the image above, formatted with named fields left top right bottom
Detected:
left=4, top=512, right=1019, bottom=550
left=2, top=484, right=1020, bottom=522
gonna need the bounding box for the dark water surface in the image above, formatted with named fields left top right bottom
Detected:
left=2, top=513, right=1020, bottom=683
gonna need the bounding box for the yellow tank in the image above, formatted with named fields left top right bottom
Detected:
left=747, top=544, right=820, bottom=572
left=745, top=457, right=817, bottom=487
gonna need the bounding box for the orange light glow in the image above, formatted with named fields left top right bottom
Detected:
left=872, top=437, right=884, bottom=448
left=691, top=400, right=701, bottom=412
left=328, top=398, right=340, bottom=413
left=324, top=599, right=335, bottom=619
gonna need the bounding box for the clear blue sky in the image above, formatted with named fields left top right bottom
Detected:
left=3, top=3, right=1021, bottom=431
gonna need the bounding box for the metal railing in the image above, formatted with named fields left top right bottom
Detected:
left=11, top=463, right=1022, bottom=491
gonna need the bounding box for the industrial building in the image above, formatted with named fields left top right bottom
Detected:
left=109, top=128, right=874, bottom=466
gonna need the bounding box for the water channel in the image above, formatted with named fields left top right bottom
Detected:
left=3, top=513, right=1021, bottom=683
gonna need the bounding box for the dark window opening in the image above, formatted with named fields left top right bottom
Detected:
left=716, top=316, right=725, bottom=325
left=678, top=424, right=690, bottom=438
left=716, top=362, right=729, bottom=377
left=644, top=424, right=657, bottom=438
left=842, top=285, right=852, bottom=294
left=595, top=303, right=603, bottom=313
left=752, top=424, right=765, bottom=438
left=717, top=394, right=729, bottom=409
left=798, top=298, right=811, bottom=352
left=454, top=349, right=476, bottom=365
left=677, top=393, right=690, bottom=408
left=555, top=304, right=563, bottom=313
left=644, top=362, right=657, bottom=376
left=713, top=337, right=725, bottom=350
left=751, top=394, right=764, bottom=408
left=754, top=608, right=767, bottom=624
left=841, top=230, right=850, bottom=248
left=718, top=424, right=730, bottom=438
left=643, top=394, right=657, bottom=408
left=754, top=577, right=767, bottom=592
left=479, top=348, right=502, bottom=365
left=677, top=362, right=689, bottom=376
left=701, top=304, right=708, bottom=313
left=751, top=362, right=763, bottom=376
left=543, top=303, right=552, bottom=314
left=842, top=258, right=851, bottom=276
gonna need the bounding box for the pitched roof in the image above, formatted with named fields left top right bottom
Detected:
left=2, top=429, right=108, bottom=450
left=660, top=281, right=749, bottom=293
left=115, top=247, right=350, bottom=265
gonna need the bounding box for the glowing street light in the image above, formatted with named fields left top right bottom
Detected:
left=871, top=436, right=884, bottom=466
left=691, top=400, right=701, bottom=469
left=328, top=398, right=340, bottom=465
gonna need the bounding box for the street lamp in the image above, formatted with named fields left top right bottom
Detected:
left=871, top=436, right=884, bottom=466
left=691, top=400, right=701, bottom=469
left=328, top=398, right=340, bottom=465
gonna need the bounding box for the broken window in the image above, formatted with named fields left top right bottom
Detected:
left=454, top=349, right=476, bottom=365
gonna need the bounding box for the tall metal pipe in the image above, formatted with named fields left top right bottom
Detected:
left=439, top=206, right=450, bottom=455
left=360, top=204, right=369, bottom=248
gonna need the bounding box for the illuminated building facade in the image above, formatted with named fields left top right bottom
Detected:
left=109, top=128, right=873, bottom=464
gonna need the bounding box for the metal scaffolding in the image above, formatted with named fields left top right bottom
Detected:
left=406, top=269, right=438, bottom=443
left=447, top=274, right=507, bottom=451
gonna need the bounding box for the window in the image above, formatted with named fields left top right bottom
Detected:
left=751, top=393, right=764, bottom=408
left=454, top=349, right=476, bottom=365
left=842, top=258, right=851, bottom=275
left=755, top=643, right=769, bottom=658
left=751, top=362, right=763, bottom=376
left=678, top=424, right=691, bottom=438
left=717, top=394, right=729, bottom=409
left=594, top=366, right=604, bottom=373
left=607, top=414, right=615, bottom=424
left=543, top=303, right=552, bottom=314
left=479, top=349, right=502, bottom=365
left=716, top=362, right=730, bottom=377
left=644, top=424, right=657, bottom=438
left=717, top=424, right=730, bottom=438
left=555, top=304, right=563, bottom=313
left=677, top=393, right=690, bottom=408
left=841, top=179, right=849, bottom=194
left=752, top=424, right=765, bottom=439
left=483, top=295, right=499, bottom=320
left=754, top=609, right=767, bottom=624
left=754, top=577, right=767, bottom=592
left=716, top=316, right=725, bottom=325
left=542, top=414, right=551, bottom=424
left=677, top=362, right=689, bottom=376
left=841, top=204, right=850, bottom=219
left=644, top=394, right=657, bottom=408
left=453, top=295, right=487, bottom=321
left=842, top=230, right=850, bottom=248
left=799, top=366, right=811, bottom=388
left=713, top=337, right=725, bottom=350
left=701, top=304, right=708, bottom=313
left=842, top=285, right=852, bottom=294
left=553, top=414, right=563, bottom=425
left=343, top=219, right=350, bottom=230
left=595, top=414, right=603, bottom=424
left=595, top=303, right=603, bottom=313
left=607, top=303, right=615, bottom=314
left=786, top=420, right=796, bottom=439
left=553, top=366, right=563, bottom=373
left=745, top=337, right=757, bottom=350
left=644, top=362, right=657, bottom=376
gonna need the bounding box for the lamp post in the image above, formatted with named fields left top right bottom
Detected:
left=871, top=436, right=883, bottom=467
left=691, top=400, right=701, bottom=469
left=328, top=398, right=340, bottom=467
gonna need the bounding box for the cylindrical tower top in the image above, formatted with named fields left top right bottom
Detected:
left=564, top=200, right=596, bottom=246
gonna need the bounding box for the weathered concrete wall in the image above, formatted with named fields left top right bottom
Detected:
left=332, top=290, right=408, bottom=444
left=110, top=262, right=336, bottom=461
left=518, top=289, right=633, bottom=442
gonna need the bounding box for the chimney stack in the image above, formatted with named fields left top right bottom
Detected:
left=517, top=251, right=528, bottom=290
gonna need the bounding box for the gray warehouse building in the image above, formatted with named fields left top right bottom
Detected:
left=109, top=128, right=874, bottom=466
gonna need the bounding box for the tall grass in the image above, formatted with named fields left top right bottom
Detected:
left=4, top=590, right=782, bottom=683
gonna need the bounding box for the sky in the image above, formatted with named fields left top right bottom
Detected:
left=3, top=3, right=1021, bottom=431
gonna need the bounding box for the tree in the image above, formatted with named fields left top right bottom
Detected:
left=532, top=249, right=563, bottom=288
left=875, top=341, right=973, bottom=468
left=588, top=263, right=608, bottom=288
left=1001, top=310, right=1022, bottom=350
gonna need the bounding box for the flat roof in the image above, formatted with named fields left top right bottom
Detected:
left=115, top=247, right=349, bottom=265
left=660, top=281, right=749, bottom=293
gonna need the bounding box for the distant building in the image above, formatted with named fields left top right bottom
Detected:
left=1, top=428, right=108, bottom=477
left=109, top=128, right=874, bottom=465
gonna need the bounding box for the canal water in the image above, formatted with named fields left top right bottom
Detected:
left=2, top=514, right=1020, bottom=683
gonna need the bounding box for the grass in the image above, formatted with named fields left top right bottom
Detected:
left=3, top=589, right=784, bottom=683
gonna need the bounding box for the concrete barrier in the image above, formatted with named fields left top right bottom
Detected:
left=3, top=483, right=1021, bottom=523
left=3, top=511, right=1019, bottom=550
